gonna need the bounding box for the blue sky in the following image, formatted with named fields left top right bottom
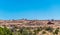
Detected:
left=0, top=0, right=60, bottom=20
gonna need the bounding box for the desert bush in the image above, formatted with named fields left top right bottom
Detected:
left=53, top=28, right=59, bottom=35
left=42, top=31, right=46, bottom=34
left=45, top=27, right=54, bottom=32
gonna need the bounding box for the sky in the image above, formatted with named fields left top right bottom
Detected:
left=0, top=0, right=60, bottom=20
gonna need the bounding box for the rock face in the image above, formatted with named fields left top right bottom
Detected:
left=0, top=20, right=60, bottom=28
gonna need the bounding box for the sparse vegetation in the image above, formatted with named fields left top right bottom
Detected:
left=0, top=26, right=60, bottom=35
